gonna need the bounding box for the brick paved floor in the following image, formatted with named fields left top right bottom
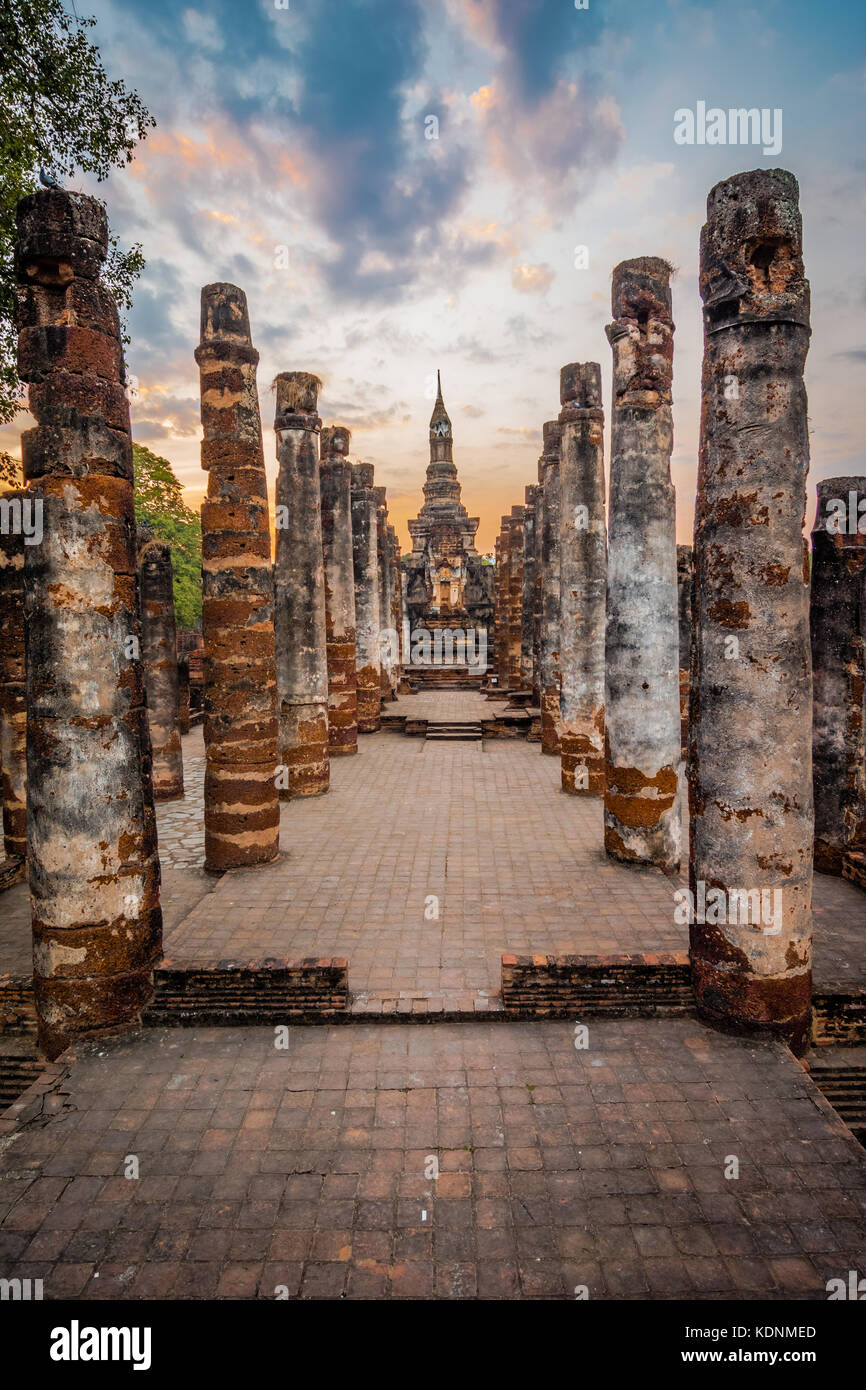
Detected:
left=165, top=732, right=691, bottom=996
left=1, top=1019, right=864, bottom=1300
left=1, top=699, right=865, bottom=996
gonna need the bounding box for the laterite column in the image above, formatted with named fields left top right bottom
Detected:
left=195, top=283, right=280, bottom=869
left=558, top=363, right=606, bottom=795
left=810, top=477, right=866, bottom=874
left=690, top=170, right=813, bottom=1052
left=351, top=463, right=381, bottom=731
left=320, top=425, right=358, bottom=755
left=273, top=372, right=329, bottom=797
left=539, top=421, right=562, bottom=754
left=604, top=260, right=681, bottom=867
left=16, top=190, right=161, bottom=1057
left=137, top=525, right=184, bottom=800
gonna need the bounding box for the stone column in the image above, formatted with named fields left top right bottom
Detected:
left=388, top=524, right=402, bottom=694
left=374, top=487, right=392, bottom=702
left=558, top=363, right=606, bottom=795
left=177, top=655, right=191, bottom=736
left=16, top=190, right=161, bottom=1058
left=320, top=425, right=358, bottom=755
left=0, top=502, right=26, bottom=860
left=495, top=519, right=510, bottom=688
left=810, top=477, right=866, bottom=874
left=273, top=372, right=329, bottom=799
left=532, top=467, right=544, bottom=704
left=539, top=421, right=562, bottom=754
left=195, top=283, right=280, bottom=869
left=507, top=506, right=525, bottom=688
left=137, top=525, right=184, bottom=800
left=690, top=169, right=813, bottom=1053
left=351, top=463, right=381, bottom=731
left=521, top=485, right=538, bottom=692
left=604, top=260, right=681, bottom=867
left=677, top=545, right=694, bottom=756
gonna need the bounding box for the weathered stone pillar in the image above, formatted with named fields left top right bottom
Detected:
left=177, top=654, right=191, bottom=735
left=539, top=421, right=562, bottom=754
left=320, top=425, right=358, bottom=755
left=195, top=283, right=280, bottom=869
left=810, top=478, right=866, bottom=874
left=558, top=363, right=606, bottom=795
left=677, top=545, right=694, bottom=756
left=532, top=468, right=544, bottom=704
left=495, top=519, right=510, bottom=688
left=690, top=169, right=812, bottom=1052
left=351, top=463, right=381, bottom=731
left=507, top=506, right=525, bottom=688
left=16, top=190, right=161, bottom=1057
left=521, top=485, right=538, bottom=692
left=604, top=260, right=681, bottom=866
left=0, top=502, right=27, bottom=860
left=137, top=525, right=184, bottom=800
left=388, top=524, right=402, bottom=694
left=273, top=372, right=329, bottom=799
left=374, top=487, right=392, bottom=702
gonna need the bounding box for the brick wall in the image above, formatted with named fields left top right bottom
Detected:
left=501, top=952, right=693, bottom=1017
left=144, top=958, right=349, bottom=1026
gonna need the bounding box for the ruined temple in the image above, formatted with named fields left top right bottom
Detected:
left=404, top=374, right=494, bottom=664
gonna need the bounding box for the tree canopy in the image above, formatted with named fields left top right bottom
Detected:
left=0, top=0, right=154, bottom=422
left=133, top=443, right=202, bottom=631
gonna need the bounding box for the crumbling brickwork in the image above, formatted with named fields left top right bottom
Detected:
left=195, top=283, right=280, bottom=869
left=558, top=362, right=606, bottom=795
left=137, top=525, right=184, bottom=801
left=273, top=372, right=330, bottom=798
left=320, top=425, right=358, bottom=755
left=810, top=477, right=866, bottom=873
left=604, top=259, right=681, bottom=867
left=15, top=189, right=162, bottom=1058
left=689, top=170, right=813, bottom=1053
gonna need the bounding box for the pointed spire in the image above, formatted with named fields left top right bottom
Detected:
left=429, top=369, right=451, bottom=434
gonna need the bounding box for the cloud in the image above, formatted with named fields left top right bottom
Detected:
left=511, top=262, right=555, bottom=295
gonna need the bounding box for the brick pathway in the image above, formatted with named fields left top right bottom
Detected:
left=1, top=1019, right=864, bottom=1300
left=1, top=700, right=865, bottom=998
left=164, top=732, right=691, bottom=996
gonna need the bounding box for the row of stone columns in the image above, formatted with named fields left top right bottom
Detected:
left=492, top=169, right=816, bottom=1052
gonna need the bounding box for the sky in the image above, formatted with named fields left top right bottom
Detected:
left=3, top=0, right=865, bottom=552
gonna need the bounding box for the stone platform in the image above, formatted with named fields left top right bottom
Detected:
left=1, top=1020, right=864, bottom=1300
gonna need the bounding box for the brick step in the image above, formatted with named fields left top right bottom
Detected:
left=0, top=1055, right=45, bottom=1111
left=809, top=1066, right=866, bottom=1144
left=842, top=851, right=866, bottom=891
left=143, top=959, right=349, bottom=1026
left=426, top=722, right=482, bottom=742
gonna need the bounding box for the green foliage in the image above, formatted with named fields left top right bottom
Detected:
left=0, top=0, right=155, bottom=421
left=0, top=450, right=23, bottom=491
left=133, top=443, right=202, bottom=631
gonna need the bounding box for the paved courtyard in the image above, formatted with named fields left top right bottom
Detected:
left=1, top=1019, right=864, bottom=1300
left=1, top=693, right=865, bottom=1001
